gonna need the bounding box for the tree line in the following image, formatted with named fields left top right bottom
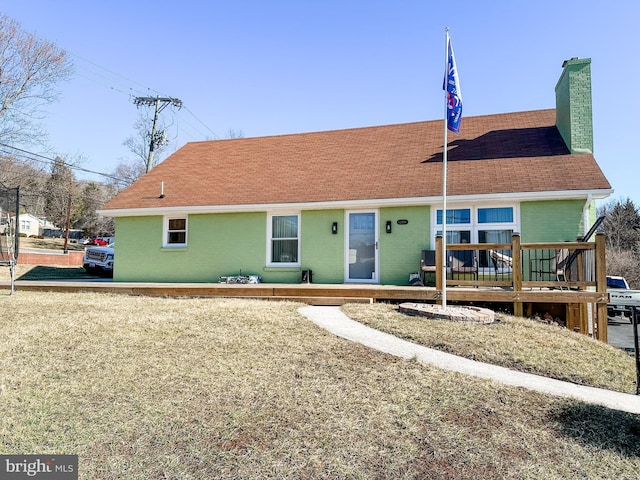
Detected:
left=0, top=154, right=117, bottom=238
left=599, top=198, right=640, bottom=289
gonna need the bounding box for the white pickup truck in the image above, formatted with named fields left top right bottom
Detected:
left=607, top=275, right=640, bottom=321
left=83, top=242, right=114, bottom=277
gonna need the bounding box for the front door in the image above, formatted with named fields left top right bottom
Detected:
left=346, top=211, right=379, bottom=283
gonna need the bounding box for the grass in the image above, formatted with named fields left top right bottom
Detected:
left=0, top=264, right=98, bottom=282
left=19, top=236, right=87, bottom=251
left=1, top=292, right=640, bottom=479
left=18, top=265, right=100, bottom=281
left=341, top=303, right=637, bottom=393
left=1, top=237, right=94, bottom=281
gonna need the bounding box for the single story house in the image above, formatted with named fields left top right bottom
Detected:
left=14, top=213, right=42, bottom=238
left=99, top=57, right=612, bottom=284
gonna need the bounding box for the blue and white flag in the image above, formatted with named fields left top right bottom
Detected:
left=444, top=36, right=463, bottom=134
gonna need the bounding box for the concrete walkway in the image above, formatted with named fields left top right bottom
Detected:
left=299, top=305, right=640, bottom=415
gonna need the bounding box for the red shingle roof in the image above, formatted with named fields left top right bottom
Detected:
left=101, top=109, right=611, bottom=212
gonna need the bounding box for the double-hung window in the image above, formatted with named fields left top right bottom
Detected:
left=436, top=208, right=472, bottom=244
left=268, top=214, right=300, bottom=266
left=164, top=216, right=187, bottom=247
left=477, top=207, right=514, bottom=268
left=434, top=206, right=518, bottom=269
left=477, top=207, right=514, bottom=245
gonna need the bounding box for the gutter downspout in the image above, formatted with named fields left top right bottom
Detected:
left=583, top=193, right=593, bottom=239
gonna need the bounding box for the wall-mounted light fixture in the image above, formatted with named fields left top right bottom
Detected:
left=385, top=220, right=392, bottom=234
left=331, top=222, right=338, bottom=234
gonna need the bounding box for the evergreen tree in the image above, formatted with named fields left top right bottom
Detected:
left=44, top=157, right=76, bottom=229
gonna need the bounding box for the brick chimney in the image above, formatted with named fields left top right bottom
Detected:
left=555, top=57, right=593, bottom=154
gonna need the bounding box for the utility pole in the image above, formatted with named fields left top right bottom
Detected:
left=133, top=96, right=183, bottom=173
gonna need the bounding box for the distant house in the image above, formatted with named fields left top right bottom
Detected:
left=9, top=214, right=82, bottom=239
left=15, top=213, right=41, bottom=238
left=99, top=57, right=611, bottom=284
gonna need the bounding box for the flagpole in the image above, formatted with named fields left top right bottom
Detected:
left=442, top=27, right=449, bottom=309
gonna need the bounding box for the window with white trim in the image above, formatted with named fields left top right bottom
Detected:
left=164, top=216, right=187, bottom=247
left=268, top=214, right=300, bottom=265
left=434, top=206, right=518, bottom=269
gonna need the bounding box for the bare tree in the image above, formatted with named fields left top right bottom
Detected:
left=0, top=154, right=47, bottom=191
left=0, top=14, right=73, bottom=146
left=225, top=128, right=244, bottom=139
left=116, top=112, right=170, bottom=184
left=606, top=248, right=640, bottom=289
left=111, top=160, right=145, bottom=187
left=599, top=198, right=640, bottom=253
left=599, top=197, right=640, bottom=288
left=0, top=154, right=48, bottom=215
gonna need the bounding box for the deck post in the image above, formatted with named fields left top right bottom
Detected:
left=512, top=233, right=523, bottom=317
left=595, top=233, right=608, bottom=342
left=435, top=235, right=443, bottom=305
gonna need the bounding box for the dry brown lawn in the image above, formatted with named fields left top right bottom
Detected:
left=342, top=303, right=637, bottom=393
left=19, top=236, right=87, bottom=251
left=0, top=291, right=639, bottom=479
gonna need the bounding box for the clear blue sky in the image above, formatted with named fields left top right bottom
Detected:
left=1, top=1, right=638, bottom=206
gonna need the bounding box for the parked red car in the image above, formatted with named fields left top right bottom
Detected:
left=89, top=238, right=108, bottom=246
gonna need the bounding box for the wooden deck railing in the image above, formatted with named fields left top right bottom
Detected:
left=431, top=233, right=608, bottom=340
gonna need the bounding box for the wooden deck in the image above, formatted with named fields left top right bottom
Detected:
left=0, top=279, right=606, bottom=304
left=0, top=234, right=610, bottom=342
left=1, top=278, right=608, bottom=340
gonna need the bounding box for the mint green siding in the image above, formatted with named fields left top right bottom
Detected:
left=113, top=201, right=592, bottom=284
left=114, top=206, right=433, bottom=284
left=379, top=206, right=431, bottom=285
left=520, top=200, right=587, bottom=242
left=300, top=210, right=344, bottom=283
left=113, top=216, right=161, bottom=281
left=114, top=213, right=266, bottom=282
left=190, top=212, right=266, bottom=280
left=114, top=211, right=344, bottom=283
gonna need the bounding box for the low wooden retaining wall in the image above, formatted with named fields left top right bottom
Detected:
left=18, top=251, right=84, bottom=266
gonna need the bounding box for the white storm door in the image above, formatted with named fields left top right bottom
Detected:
left=345, top=211, right=379, bottom=283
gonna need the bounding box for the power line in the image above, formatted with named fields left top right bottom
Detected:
left=0, top=142, right=132, bottom=184
left=171, top=110, right=209, bottom=140
left=182, top=106, right=220, bottom=139
left=67, top=50, right=219, bottom=141
left=67, top=49, right=161, bottom=98
left=6, top=31, right=221, bottom=173
left=74, top=71, right=129, bottom=96
left=4, top=30, right=218, bottom=179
